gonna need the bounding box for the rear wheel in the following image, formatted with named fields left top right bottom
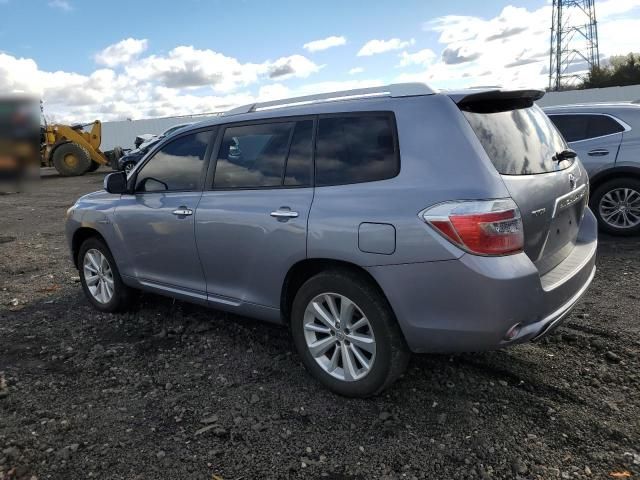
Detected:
left=52, top=143, right=91, bottom=176
left=78, top=237, right=135, bottom=312
left=591, top=178, right=640, bottom=236
left=290, top=270, right=409, bottom=397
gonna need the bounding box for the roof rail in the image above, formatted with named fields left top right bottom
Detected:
left=223, top=82, right=434, bottom=116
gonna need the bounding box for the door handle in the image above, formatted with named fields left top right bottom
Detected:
left=172, top=207, right=193, bottom=216
left=588, top=149, right=609, bottom=156
left=270, top=208, right=299, bottom=219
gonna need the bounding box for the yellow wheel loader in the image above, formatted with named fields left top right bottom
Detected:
left=41, top=120, right=122, bottom=176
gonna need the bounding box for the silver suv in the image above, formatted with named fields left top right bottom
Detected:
left=66, top=84, right=597, bottom=397
left=544, top=103, right=640, bottom=235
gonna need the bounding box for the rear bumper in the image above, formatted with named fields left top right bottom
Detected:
left=366, top=208, right=598, bottom=353
left=528, top=265, right=595, bottom=341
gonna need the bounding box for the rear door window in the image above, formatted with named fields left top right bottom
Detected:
left=315, top=113, right=399, bottom=186
left=213, top=120, right=313, bottom=189
left=549, top=114, right=625, bottom=142
left=586, top=114, right=625, bottom=138
left=463, top=105, right=571, bottom=175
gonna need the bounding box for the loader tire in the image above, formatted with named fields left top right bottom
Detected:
left=112, top=146, right=124, bottom=170
left=52, top=143, right=91, bottom=176
left=87, top=161, right=100, bottom=172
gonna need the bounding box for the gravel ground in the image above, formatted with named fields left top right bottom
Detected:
left=1, top=169, right=639, bottom=480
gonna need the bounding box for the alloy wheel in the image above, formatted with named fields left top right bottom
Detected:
left=302, top=293, right=376, bottom=382
left=83, top=249, right=115, bottom=304
left=599, top=187, right=640, bottom=229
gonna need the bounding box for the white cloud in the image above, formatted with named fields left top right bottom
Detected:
left=257, top=83, right=291, bottom=101
left=398, top=49, right=436, bottom=67
left=597, top=0, right=640, bottom=18
left=0, top=39, right=325, bottom=122
left=413, top=0, right=640, bottom=90
left=48, top=0, right=71, bottom=11
left=255, top=79, right=384, bottom=103
left=267, top=54, right=322, bottom=80
left=6, top=0, right=638, bottom=123
left=357, top=38, right=415, bottom=56
left=303, top=35, right=347, bottom=52
left=125, top=46, right=265, bottom=92
left=126, top=47, right=321, bottom=93
left=293, top=79, right=385, bottom=96
left=95, top=38, right=148, bottom=67
left=0, top=53, right=46, bottom=99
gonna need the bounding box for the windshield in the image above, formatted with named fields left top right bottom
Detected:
left=463, top=104, right=573, bottom=175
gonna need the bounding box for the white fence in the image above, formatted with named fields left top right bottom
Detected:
left=100, top=84, right=640, bottom=151
left=101, top=113, right=221, bottom=151
left=538, top=84, right=640, bottom=107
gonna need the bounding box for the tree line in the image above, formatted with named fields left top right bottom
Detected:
left=581, top=52, right=640, bottom=89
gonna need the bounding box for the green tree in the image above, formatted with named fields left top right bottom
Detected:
left=581, top=53, right=640, bottom=88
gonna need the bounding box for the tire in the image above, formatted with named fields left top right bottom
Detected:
left=87, top=161, right=100, bottom=172
left=52, top=143, right=91, bottom=176
left=122, top=161, right=136, bottom=174
left=290, top=270, right=410, bottom=397
left=590, top=178, right=640, bottom=236
left=109, top=147, right=124, bottom=170
left=78, top=237, right=135, bottom=313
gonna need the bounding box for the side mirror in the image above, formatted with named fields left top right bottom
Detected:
left=104, top=171, right=128, bottom=194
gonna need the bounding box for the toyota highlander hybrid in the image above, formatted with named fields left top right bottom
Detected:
left=66, top=83, right=597, bottom=397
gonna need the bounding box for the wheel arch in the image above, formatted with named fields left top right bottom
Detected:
left=590, top=166, right=640, bottom=196
left=71, top=227, right=108, bottom=268
left=280, top=258, right=396, bottom=325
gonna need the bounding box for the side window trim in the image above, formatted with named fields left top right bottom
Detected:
left=314, top=110, right=400, bottom=187
left=206, top=115, right=317, bottom=191
left=280, top=123, right=297, bottom=185
left=548, top=113, right=630, bottom=144
left=129, top=126, right=217, bottom=194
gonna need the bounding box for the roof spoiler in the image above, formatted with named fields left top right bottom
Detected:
left=448, top=89, right=545, bottom=113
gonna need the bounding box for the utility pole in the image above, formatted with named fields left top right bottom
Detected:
left=549, top=0, right=600, bottom=91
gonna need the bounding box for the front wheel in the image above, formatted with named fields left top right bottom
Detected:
left=78, top=237, right=135, bottom=312
left=591, top=178, right=640, bottom=236
left=290, top=271, right=409, bottom=397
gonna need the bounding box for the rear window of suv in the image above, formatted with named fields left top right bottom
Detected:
left=548, top=114, right=625, bottom=142
left=315, top=113, right=399, bottom=186
left=463, top=105, right=571, bottom=175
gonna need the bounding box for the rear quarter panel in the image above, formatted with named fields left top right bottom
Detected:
left=307, top=95, right=510, bottom=266
left=616, top=109, right=640, bottom=166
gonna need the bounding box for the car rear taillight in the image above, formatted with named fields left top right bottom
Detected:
left=420, top=199, right=524, bottom=256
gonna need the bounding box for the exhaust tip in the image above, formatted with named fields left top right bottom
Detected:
left=504, top=323, right=522, bottom=341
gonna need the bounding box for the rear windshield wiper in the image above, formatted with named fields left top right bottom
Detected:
left=553, top=149, right=577, bottom=162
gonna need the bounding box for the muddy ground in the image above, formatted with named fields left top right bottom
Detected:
left=0, top=169, right=639, bottom=480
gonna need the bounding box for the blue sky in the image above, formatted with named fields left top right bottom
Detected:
left=3, top=0, right=541, bottom=72
left=1, top=0, right=638, bottom=121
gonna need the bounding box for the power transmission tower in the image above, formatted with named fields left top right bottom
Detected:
left=549, top=0, right=600, bottom=91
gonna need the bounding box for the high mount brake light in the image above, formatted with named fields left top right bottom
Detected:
left=421, top=199, right=524, bottom=256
